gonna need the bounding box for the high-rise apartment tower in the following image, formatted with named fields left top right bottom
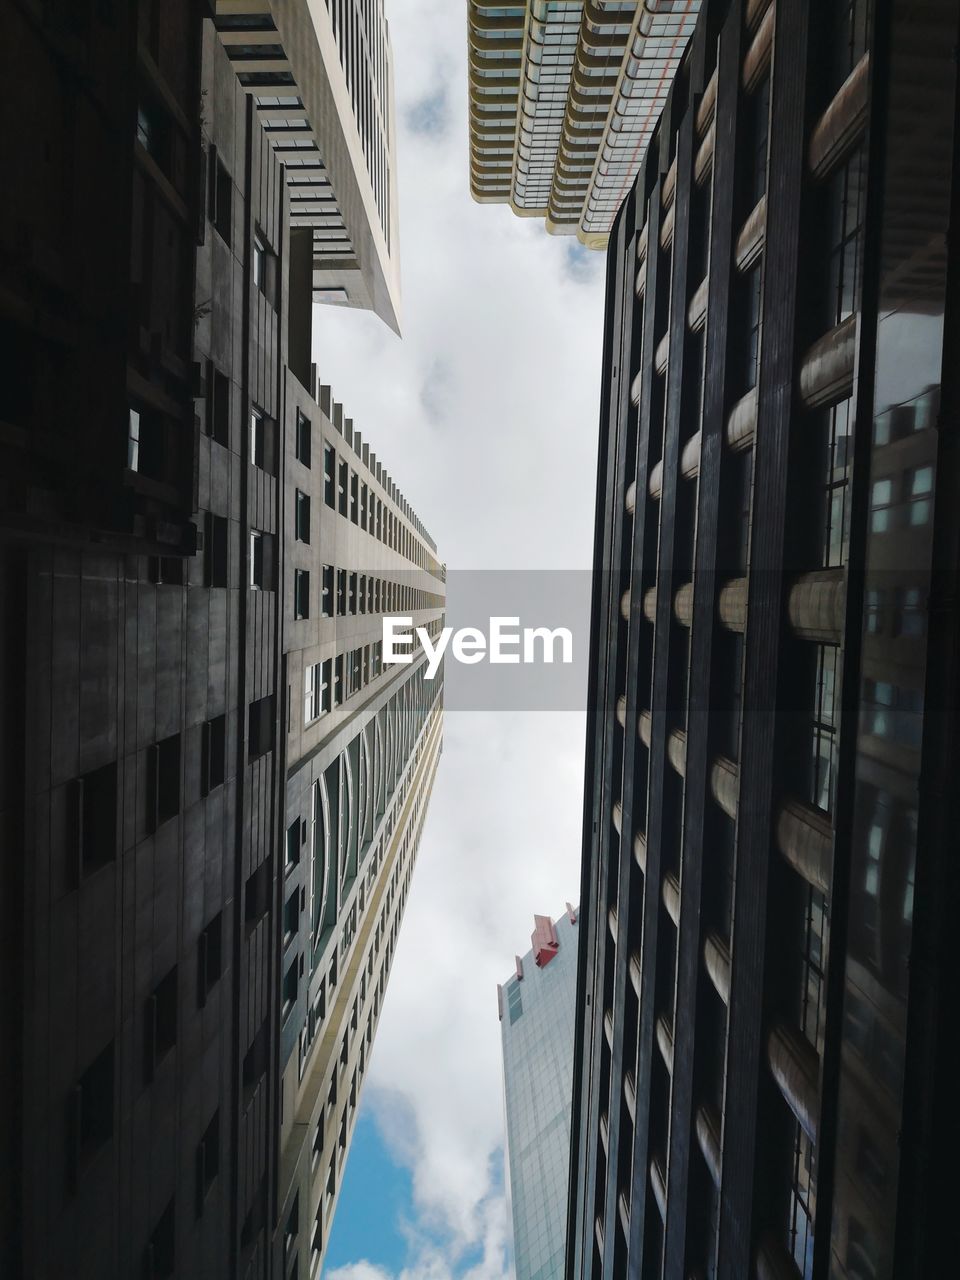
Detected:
left=215, top=0, right=402, bottom=331
left=466, top=1, right=701, bottom=246
left=499, top=908, right=579, bottom=1280
left=568, top=0, right=960, bottom=1277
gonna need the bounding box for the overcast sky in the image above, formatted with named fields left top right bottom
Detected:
left=315, top=2, right=606, bottom=1276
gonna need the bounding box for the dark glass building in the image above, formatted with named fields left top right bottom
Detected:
left=499, top=909, right=579, bottom=1280
left=567, top=1, right=960, bottom=1277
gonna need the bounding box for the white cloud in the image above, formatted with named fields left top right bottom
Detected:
left=314, top=0, right=605, bottom=1274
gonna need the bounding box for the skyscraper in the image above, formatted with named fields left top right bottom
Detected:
left=567, top=0, right=960, bottom=1277
left=499, top=909, right=579, bottom=1280
left=466, top=1, right=701, bottom=246
left=0, top=4, right=440, bottom=1277
left=214, top=0, right=402, bottom=331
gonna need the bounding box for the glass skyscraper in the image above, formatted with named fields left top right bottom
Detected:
left=499, top=909, right=579, bottom=1280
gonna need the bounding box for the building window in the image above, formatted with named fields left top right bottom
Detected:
left=282, top=958, right=299, bottom=1022
left=336, top=569, right=347, bottom=616
left=207, top=364, right=230, bottom=446
left=136, top=99, right=169, bottom=169
left=244, top=858, right=273, bottom=931
left=324, top=445, right=336, bottom=507
left=67, top=1041, right=114, bottom=1188
left=248, top=695, right=275, bottom=759
left=209, top=149, right=232, bottom=246
left=74, top=761, right=118, bottom=882
left=284, top=1195, right=300, bottom=1264
left=360, top=482, right=368, bottom=530
left=294, top=569, right=310, bottom=620
left=283, top=891, right=299, bottom=946
left=250, top=407, right=266, bottom=469
left=205, top=512, right=229, bottom=588
left=907, top=465, right=933, bottom=525
left=338, top=460, right=349, bottom=516
left=286, top=819, right=303, bottom=873
left=350, top=471, right=359, bottom=524
left=144, top=965, right=178, bottom=1083
left=253, top=234, right=266, bottom=290
left=128, top=407, right=141, bottom=471
left=195, top=1111, right=220, bottom=1216
left=197, top=912, right=223, bottom=1007
left=144, top=1199, right=175, bottom=1279
left=296, top=490, right=311, bottom=543
left=148, top=734, right=181, bottom=832
left=250, top=531, right=263, bottom=589
left=201, top=715, right=226, bottom=797
left=893, top=587, right=925, bottom=637
left=322, top=565, right=335, bottom=617
left=296, top=410, right=312, bottom=467
left=304, top=661, right=331, bottom=724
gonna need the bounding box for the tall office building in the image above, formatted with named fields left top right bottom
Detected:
left=499, top=908, right=578, bottom=1280
left=568, top=1, right=960, bottom=1278
left=214, top=0, right=402, bottom=331
left=466, top=1, right=701, bottom=246
left=0, top=4, right=441, bottom=1278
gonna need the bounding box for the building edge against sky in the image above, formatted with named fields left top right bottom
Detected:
left=499, top=909, right=579, bottom=1280
left=567, top=0, right=960, bottom=1277
left=0, top=2, right=440, bottom=1277
left=466, top=0, right=701, bottom=248
left=216, top=0, right=403, bottom=332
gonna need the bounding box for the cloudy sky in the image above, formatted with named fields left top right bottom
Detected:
left=313, top=3, right=606, bottom=1276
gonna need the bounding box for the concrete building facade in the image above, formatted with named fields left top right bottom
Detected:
left=0, top=4, right=441, bottom=1278
left=567, top=1, right=960, bottom=1278
left=214, top=0, right=403, bottom=331
left=499, top=909, right=579, bottom=1280
left=467, top=0, right=702, bottom=247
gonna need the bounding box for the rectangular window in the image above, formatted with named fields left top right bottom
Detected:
left=294, top=569, right=310, bottom=620
left=336, top=569, right=347, bottom=616
left=296, top=410, right=312, bottom=467
left=145, top=1199, right=175, bottom=1278
left=201, top=714, right=226, bottom=796
left=209, top=148, right=232, bottom=245
left=282, top=957, right=299, bottom=1021
left=128, top=407, right=141, bottom=471
left=350, top=472, right=358, bottom=524
left=286, top=819, right=303, bottom=873
left=196, top=1111, right=220, bottom=1216
left=74, top=761, right=118, bottom=882
left=144, top=965, right=178, bottom=1083
left=206, top=364, right=230, bottom=446
left=322, top=565, right=334, bottom=618
left=248, top=696, right=274, bottom=759
left=334, top=654, right=344, bottom=708
left=360, top=482, right=368, bottom=530
left=338, top=460, right=349, bottom=516
left=304, top=662, right=331, bottom=724
left=148, top=734, right=181, bottom=832
left=205, top=512, right=229, bottom=588
left=283, top=891, right=300, bottom=946
left=348, top=572, right=358, bottom=615
left=197, top=912, right=223, bottom=1007
left=295, top=490, right=311, bottom=543
left=244, top=857, right=272, bottom=933
left=253, top=234, right=266, bottom=291
left=68, top=1041, right=114, bottom=1187
left=324, top=445, right=336, bottom=507
left=250, top=531, right=264, bottom=589
left=250, top=408, right=265, bottom=469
